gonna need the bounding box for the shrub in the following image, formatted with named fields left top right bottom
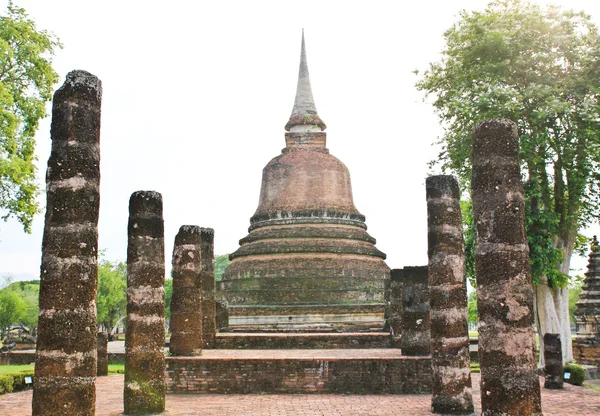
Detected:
left=7, top=371, right=34, bottom=391
left=0, top=375, right=14, bottom=394
left=563, top=364, right=586, bottom=386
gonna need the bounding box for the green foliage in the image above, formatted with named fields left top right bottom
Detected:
left=0, top=286, right=26, bottom=337
left=0, top=374, right=14, bottom=394
left=467, top=291, right=478, bottom=325
left=5, top=370, right=33, bottom=391
left=460, top=200, right=476, bottom=286
left=214, top=253, right=231, bottom=281
left=563, top=363, right=586, bottom=386
left=416, top=0, right=600, bottom=288
left=164, top=277, right=172, bottom=321
left=97, top=259, right=126, bottom=332
left=0, top=364, right=32, bottom=375
left=0, top=1, right=61, bottom=232
left=108, top=363, right=125, bottom=374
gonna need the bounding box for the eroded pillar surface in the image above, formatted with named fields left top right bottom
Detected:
left=544, top=333, right=563, bottom=389
left=389, top=269, right=403, bottom=347
left=472, top=119, right=542, bottom=415
left=200, top=228, right=216, bottom=349
left=124, top=191, right=165, bottom=414
left=33, top=70, right=102, bottom=416
left=170, top=225, right=203, bottom=356
left=399, top=266, right=430, bottom=356
left=426, top=175, right=474, bottom=414
left=97, top=332, right=108, bottom=377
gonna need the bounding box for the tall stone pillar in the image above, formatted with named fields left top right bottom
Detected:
left=170, top=225, right=203, bottom=356
left=97, top=332, right=109, bottom=377
left=399, top=266, right=430, bottom=356
left=124, top=191, right=165, bottom=414
left=33, top=70, right=102, bottom=416
left=426, top=175, right=474, bottom=414
left=200, top=228, right=216, bottom=349
left=472, top=119, right=542, bottom=415
left=389, top=270, right=403, bottom=347
left=543, top=333, right=563, bottom=389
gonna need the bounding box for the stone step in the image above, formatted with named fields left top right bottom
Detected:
left=214, top=332, right=392, bottom=349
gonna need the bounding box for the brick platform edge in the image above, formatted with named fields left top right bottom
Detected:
left=165, top=356, right=432, bottom=394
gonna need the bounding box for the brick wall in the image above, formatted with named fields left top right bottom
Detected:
left=165, top=356, right=432, bottom=394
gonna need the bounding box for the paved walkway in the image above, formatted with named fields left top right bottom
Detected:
left=1, top=373, right=599, bottom=415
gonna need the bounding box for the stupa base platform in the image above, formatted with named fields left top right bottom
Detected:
left=223, top=303, right=385, bottom=333
left=165, top=349, right=432, bottom=394
left=215, top=332, right=391, bottom=349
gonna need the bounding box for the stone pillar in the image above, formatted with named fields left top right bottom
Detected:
left=97, top=332, right=108, bottom=377
left=544, top=333, right=563, bottom=389
left=389, top=269, right=403, bottom=347
left=200, top=228, right=216, bottom=349
left=400, top=266, right=430, bottom=356
left=33, top=70, right=102, bottom=416
left=170, top=225, right=203, bottom=356
left=426, top=175, right=474, bottom=414
left=124, top=191, right=165, bottom=414
left=472, top=119, right=542, bottom=415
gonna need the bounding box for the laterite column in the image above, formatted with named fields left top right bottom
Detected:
left=426, top=175, right=473, bottom=414
left=33, top=70, right=102, bottom=416
left=97, top=332, right=108, bottom=376
left=170, top=225, right=203, bottom=356
left=400, top=266, right=430, bottom=356
left=200, top=228, right=216, bottom=349
left=472, top=119, right=542, bottom=415
left=544, top=333, right=563, bottom=389
left=389, top=269, right=403, bottom=347
left=124, top=191, right=165, bottom=414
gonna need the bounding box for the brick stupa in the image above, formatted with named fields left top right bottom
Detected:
left=573, top=236, right=600, bottom=365
left=218, top=32, right=390, bottom=331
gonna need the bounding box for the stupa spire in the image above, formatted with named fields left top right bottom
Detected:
left=285, top=30, right=327, bottom=132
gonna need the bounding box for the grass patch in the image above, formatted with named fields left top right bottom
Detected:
left=0, top=365, right=34, bottom=375
left=585, top=384, right=600, bottom=392
left=108, top=363, right=124, bottom=374
left=468, top=331, right=478, bottom=338
left=470, top=362, right=480, bottom=373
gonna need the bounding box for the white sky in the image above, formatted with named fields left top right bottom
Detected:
left=1, top=0, right=599, bottom=281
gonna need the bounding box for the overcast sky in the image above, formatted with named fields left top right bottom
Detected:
left=1, top=0, right=599, bottom=282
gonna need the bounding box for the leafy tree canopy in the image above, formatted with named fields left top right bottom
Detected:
left=416, top=0, right=600, bottom=287
left=97, top=259, right=126, bottom=332
left=0, top=1, right=61, bottom=232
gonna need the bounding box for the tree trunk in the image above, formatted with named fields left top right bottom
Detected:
left=535, top=237, right=574, bottom=365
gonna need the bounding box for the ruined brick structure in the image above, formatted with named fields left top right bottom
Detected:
left=395, top=266, right=430, bottom=356
left=170, top=226, right=203, bottom=356
left=219, top=31, right=390, bottom=330
left=33, top=70, right=102, bottom=416
left=200, top=228, right=217, bottom=348
left=426, top=175, right=473, bottom=414
left=472, top=119, right=542, bottom=415
left=573, top=236, right=600, bottom=365
left=124, top=191, right=166, bottom=414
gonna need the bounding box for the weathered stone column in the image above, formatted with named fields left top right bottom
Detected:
left=544, top=333, right=563, bottom=389
left=33, top=70, right=102, bottom=416
left=124, top=191, right=165, bottom=414
left=97, top=332, right=108, bottom=376
left=472, top=119, right=542, bottom=415
left=200, top=228, right=216, bottom=349
left=389, top=269, right=403, bottom=347
left=170, top=225, right=203, bottom=356
left=426, top=175, right=474, bottom=414
left=400, top=266, right=430, bottom=356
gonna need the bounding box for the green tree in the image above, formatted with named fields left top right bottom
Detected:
left=0, top=288, right=26, bottom=337
left=467, top=291, right=478, bottom=327
left=214, top=254, right=231, bottom=281
left=97, top=259, right=126, bottom=334
left=416, top=0, right=600, bottom=363
left=164, top=277, right=172, bottom=322
left=0, top=1, right=61, bottom=232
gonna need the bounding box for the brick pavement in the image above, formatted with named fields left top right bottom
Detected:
left=1, top=373, right=599, bottom=415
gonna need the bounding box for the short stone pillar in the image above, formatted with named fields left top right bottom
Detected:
left=97, top=332, right=109, bottom=376
left=170, top=225, right=203, bottom=356
left=399, top=266, right=430, bottom=356
left=200, top=228, right=216, bottom=349
left=389, top=269, right=403, bottom=347
left=124, top=191, right=166, bottom=414
left=33, top=70, right=102, bottom=416
left=472, top=119, right=542, bottom=415
left=544, top=333, right=563, bottom=389
left=426, top=175, right=474, bottom=414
